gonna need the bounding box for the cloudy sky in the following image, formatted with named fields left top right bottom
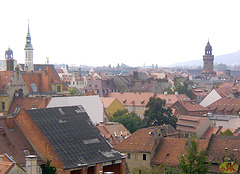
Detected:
left=1, top=0, right=240, bottom=67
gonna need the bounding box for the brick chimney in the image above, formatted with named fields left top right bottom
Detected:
left=26, top=155, right=38, bottom=174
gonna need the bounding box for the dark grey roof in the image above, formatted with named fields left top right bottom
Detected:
left=26, top=105, right=124, bottom=169
left=34, top=64, right=59, bottom=78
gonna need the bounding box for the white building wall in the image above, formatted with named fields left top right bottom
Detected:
left=200, top=89, right=221, bottom=107
left=47, top=96, right=104, bottom=124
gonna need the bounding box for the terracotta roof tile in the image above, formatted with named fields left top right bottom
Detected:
left=8, top=97, right=50, bottom=114
left=0, top=161, right=14, bottom=173
left=0, top=71, right=14, bottom=94
left=114, top=128, right=156, bottom=152
left=151, top=138, right=209, bottom=166
left=100, top=97, right=116, bottom=108
left=177, top=115, right=211, bottom=133
left=108, top=92, right=154, bottom=106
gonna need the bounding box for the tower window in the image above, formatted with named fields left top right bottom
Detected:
left=2, top=102, right=5, bottom=111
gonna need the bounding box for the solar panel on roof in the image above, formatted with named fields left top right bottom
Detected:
left=26, top=105, right=123, bottom=169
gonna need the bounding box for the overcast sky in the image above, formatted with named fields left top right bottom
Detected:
left=1, top=0, right=240, bottom=67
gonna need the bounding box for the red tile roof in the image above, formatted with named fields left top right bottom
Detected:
left=151, top=137, right=209, bottom=166
left=208, top=98, right=240, bottom=115
left=0, top=71, right=14, bottom=94
left=8, top=97, right=50, bottom=114
left=181, top=101, right=210, bottom=112
left=215, top=86, right=233, bottom=98
left=177, top=115, right=211, bottom=133
left=100, top=97, right=116, bottom=108
left=114, top=128, right=156, bottom=152
left=156, top=94, right=190, bottom=106
left=108, top=92, right=154, bottom=107
left=0, top=161, right=14, bottom=173
left=23, top=66, right=68, bottom=93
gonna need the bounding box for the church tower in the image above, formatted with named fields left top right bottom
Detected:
left=201, top=40, right=216, bottom=78
left=5, top=48, right=14, bottom=71
left=24, top=21, right=34, bottom=71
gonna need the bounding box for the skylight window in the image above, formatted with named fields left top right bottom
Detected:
left=30, top=83, right=38, bottom=92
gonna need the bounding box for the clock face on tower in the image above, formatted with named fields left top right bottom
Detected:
left=27, top=39, right=30, bottom=42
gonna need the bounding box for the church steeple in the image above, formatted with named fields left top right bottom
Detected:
left=25, top=20, right=33, bottom=50
left=24, top=20, right=34, bottom=71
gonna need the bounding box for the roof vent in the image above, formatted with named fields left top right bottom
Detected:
left=58, top=108, right=65, bottom=115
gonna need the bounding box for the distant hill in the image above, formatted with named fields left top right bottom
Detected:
left=172, top=50, right=240, bottom=67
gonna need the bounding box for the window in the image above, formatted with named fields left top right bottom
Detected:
left=30, top=83, right=38, bottom=92
left=143, top=154, right=146, bottom=161
left=140, top=107, right=143, bottom=111
left=2, top=102, right=5, bottom=111
left=140, top=114, right=143, bottom=119
left=127, top=153, right=131, bottom=159
left=136, top=107, right=138, bottom=111
left=57, top=85, right=62, bottom=92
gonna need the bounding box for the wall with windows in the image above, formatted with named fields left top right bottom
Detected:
left=124, top=152, right=151, bottom=173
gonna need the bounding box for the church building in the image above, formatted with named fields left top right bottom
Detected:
left=24, top=21, right=34, bottom=71
left=201, top=40, right=216, bottom=78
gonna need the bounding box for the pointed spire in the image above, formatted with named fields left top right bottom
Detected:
left=24, top=20, right=33, bottom=50
left=28, top=19, right=30, bottom=34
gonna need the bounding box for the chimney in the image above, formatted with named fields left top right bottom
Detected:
left=175, top=91, right=178, bottom=95
left=0, top=155, right=4, bottom=161
left=6, top=117, right=14, bottom=129
left=164, top=91, right=167, bottom=95
left=26, top=155, right=38, bottom=174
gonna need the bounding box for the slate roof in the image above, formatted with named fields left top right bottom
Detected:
left=26, top=105, right=124, bottom=169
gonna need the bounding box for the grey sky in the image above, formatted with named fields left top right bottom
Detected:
left=1, top=0, right=240, bottom=67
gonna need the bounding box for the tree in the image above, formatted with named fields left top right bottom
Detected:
left=68, top=87, right=78, bottom=96
left=216, top=63, right=227, bottom=71
left=219, top=129, right=233, bottom=136
left=109, top=109, right=143, bottom=133
left=179, top=139, right=210, bottom=174
left=40, top=160, right=57, bottom=174
left=143, top=97, right=177, bottom=128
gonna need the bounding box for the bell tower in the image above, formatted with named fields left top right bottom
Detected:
left=24, top=20, right=34, bottom=71
left=201, top=40, right=216, bottom=78
left=5, top=48, right=14, bottom=71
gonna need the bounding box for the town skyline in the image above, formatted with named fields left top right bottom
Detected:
left=1, top=0, right=240, bottom=67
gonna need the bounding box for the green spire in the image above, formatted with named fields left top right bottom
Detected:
left=24, top=20, right=33, bottom=50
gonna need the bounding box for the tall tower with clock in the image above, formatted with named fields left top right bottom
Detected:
left=201, top=40, right=216, bottom=78
left=24, top=21, right=34, bottom=71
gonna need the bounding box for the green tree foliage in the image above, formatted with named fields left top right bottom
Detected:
left=143, top=97, right=177, bottom=128
left=163, top=87, right=175, bottom=94
left=109, top=109, right=143, bottom=133
left=40, top=160, right=57, bottom=174
left=216, top=63, right=227, bottom=71
left=179, top=139, right=210, bottom=174
left=174, top=80, right=193, bottom=99
left=219, top=129, right=234, bottom=136
left=68, top=87, right=78, bottom=96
